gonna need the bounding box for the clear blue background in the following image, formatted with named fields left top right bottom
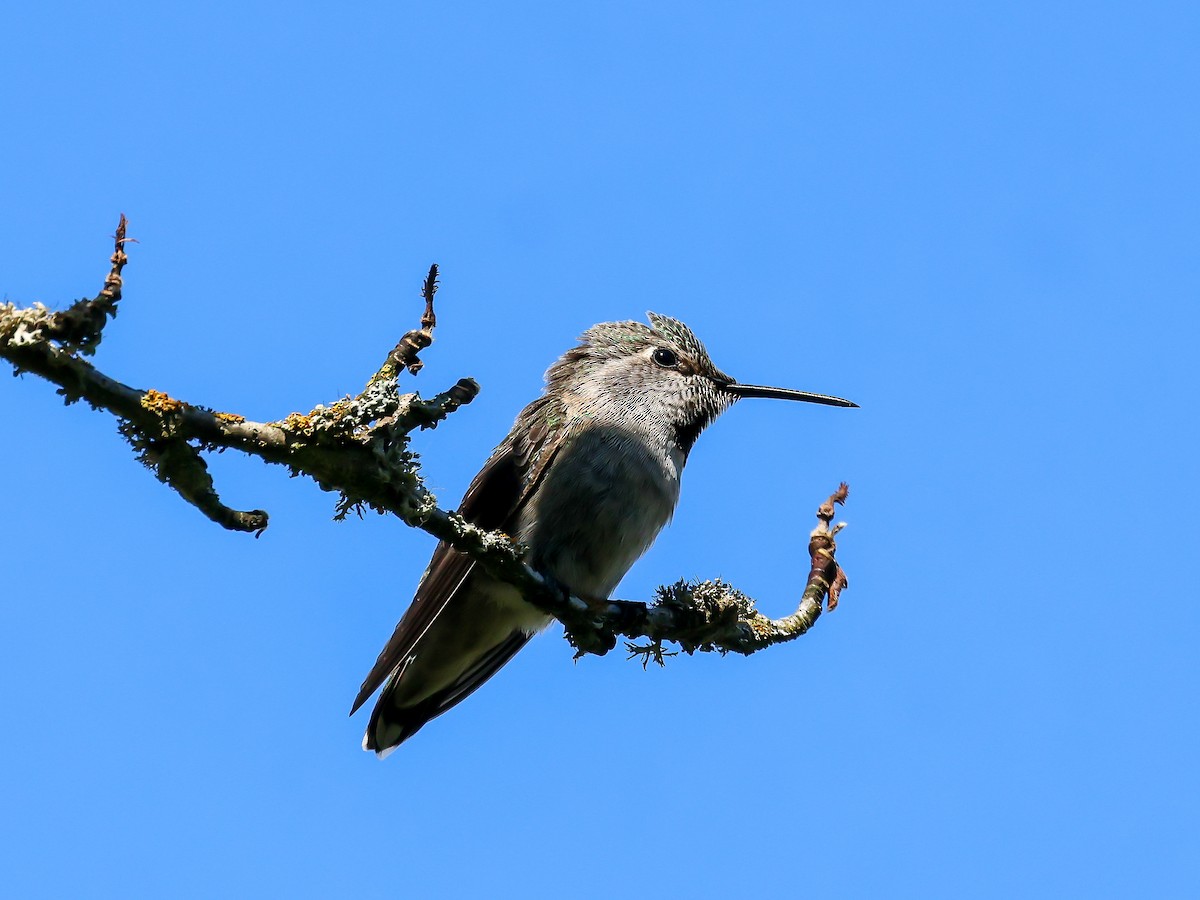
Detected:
left=2, top=3, right=1197, bottom=897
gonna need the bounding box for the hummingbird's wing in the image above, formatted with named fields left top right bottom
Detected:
left=349, top=394, right=566, bottom=720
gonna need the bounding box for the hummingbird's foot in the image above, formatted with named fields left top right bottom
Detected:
left=543, top=579, right=624, bottom=659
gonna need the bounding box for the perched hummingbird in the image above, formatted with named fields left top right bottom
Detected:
left=351, top=313, right=856, bottom=756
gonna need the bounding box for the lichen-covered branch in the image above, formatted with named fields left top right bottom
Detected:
left=1, top=223, right=478, bottom=535
left=523, top=484, right=848, bottom=660
left=1, top=217, right=851, bottom=662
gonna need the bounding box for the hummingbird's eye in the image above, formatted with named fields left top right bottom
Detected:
left=652, top=347, right=678, bottom=368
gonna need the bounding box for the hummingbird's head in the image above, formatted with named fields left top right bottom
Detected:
left=547, top=313, right=856, bottom=455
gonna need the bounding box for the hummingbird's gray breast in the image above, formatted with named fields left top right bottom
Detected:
left=517, top=422, right=682, bottom=600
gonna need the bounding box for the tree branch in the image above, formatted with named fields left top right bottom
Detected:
left=1, top=218, right=851, bottom=661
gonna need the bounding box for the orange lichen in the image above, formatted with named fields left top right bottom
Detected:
left=213, top=411, right=246, bottom=425
left=281, top=412, right=313, bottom=432
left=141, top=389, right=183, bottom=415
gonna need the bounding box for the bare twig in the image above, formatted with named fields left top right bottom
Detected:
left=41, top=214, right=133, bottom=354
left=420, top=264, right=438, bottom=331
left=387, top=263, right=439, bottom=375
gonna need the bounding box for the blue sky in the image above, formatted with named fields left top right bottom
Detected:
left=2, top=2, right=1197, bottom=897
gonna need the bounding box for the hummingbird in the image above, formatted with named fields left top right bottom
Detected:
left=351, top=313, right=856, bottom=756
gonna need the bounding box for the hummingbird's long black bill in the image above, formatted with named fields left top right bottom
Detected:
left=725, top=382, right=859, bottom=408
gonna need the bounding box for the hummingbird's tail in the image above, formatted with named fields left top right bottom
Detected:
left=362, top=629, right=533, bottom=758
